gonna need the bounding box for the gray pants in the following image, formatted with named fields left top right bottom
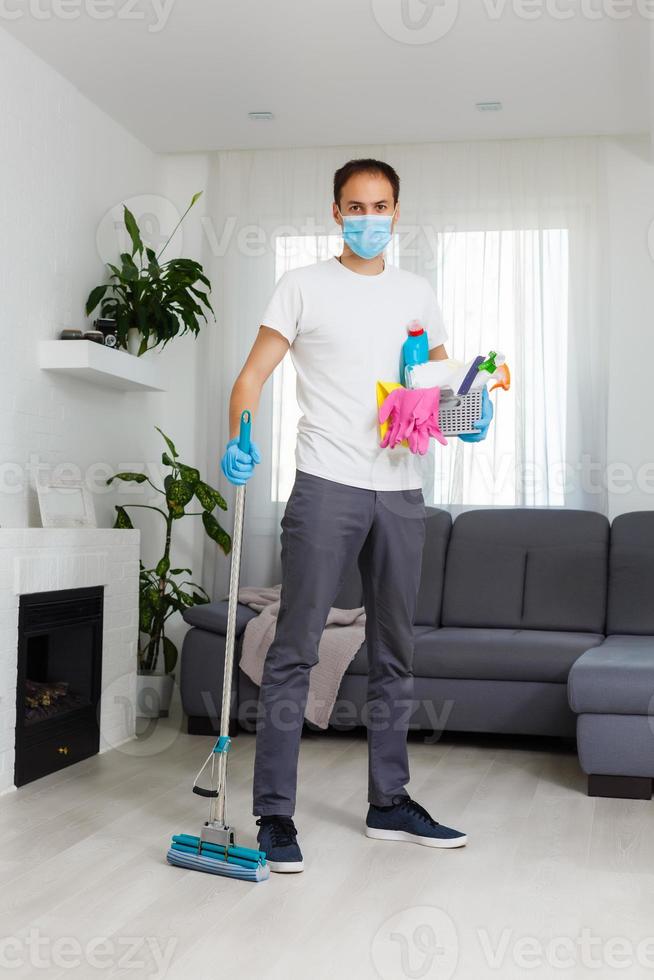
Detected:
left=253, top=469, right=426, bottom=816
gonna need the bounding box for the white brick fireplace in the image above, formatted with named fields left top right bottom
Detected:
left=0, top=528, right=140, bottom=793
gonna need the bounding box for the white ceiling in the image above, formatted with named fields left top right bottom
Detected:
left=3, top=1, right=650, bottom=152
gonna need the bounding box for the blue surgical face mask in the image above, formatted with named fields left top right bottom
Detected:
left=338, top=208, right=396, bottom=259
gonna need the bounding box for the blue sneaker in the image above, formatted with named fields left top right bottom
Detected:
left=366, top=796, right=468, bottom=849
left=256, top=815, right=304, bottom=873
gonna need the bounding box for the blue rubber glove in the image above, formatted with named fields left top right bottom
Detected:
left=459, top=387, right=493, bottom=443
left=220, top=437, right=261, bottom=485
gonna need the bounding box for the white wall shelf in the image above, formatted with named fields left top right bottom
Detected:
left=39, top=340, right=165, bottom=392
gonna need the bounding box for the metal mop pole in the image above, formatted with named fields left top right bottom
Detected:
left=199, top=410, right=252, bottom=849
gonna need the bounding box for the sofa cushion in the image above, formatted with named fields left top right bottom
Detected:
left=441, top=541, right=526, bottom=628
left=522, top=544, right=607, bottom=633
left=182, top=599, right=259, bottom=635
left=607, top=513, right=654, bottom=635
left=414, top=628, right=603, bottom=683
left=568, top=635, right=654, bottom=715
left=348, top=626, right=603, bottom=684
left=441, top=508, right=609, bottom=632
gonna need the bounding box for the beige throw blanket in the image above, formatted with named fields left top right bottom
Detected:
left=237, top=584, right=366, bottom=729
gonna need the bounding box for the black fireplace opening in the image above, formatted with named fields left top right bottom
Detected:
left=15, top=586, right=104, bottom=787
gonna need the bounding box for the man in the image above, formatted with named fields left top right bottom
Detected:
left=221, top=159, right=491, bottom=873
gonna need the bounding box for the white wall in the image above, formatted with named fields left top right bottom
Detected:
left=0, top=28, right=212, bottom=667
left=604, top=136, right=654, bottom=519
left=0, top=25, right=154, bottom=528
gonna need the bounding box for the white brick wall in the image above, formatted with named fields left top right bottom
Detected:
left=0, top=528, right=140, bottom=793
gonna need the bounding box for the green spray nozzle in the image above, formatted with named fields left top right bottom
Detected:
left=478, top=351, right=498, bottom=375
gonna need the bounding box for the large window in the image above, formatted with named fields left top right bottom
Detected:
left=433, top=228, right=568, bottom=507
left=271, top=229, right=568, bottom=507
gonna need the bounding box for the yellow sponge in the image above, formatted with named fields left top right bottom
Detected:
left=376, top=380, right=409, bottom=449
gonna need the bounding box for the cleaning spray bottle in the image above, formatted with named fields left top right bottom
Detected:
left=400, top=321, right=429, bottom=385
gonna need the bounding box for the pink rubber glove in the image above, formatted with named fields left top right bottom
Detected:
left=408, top=423, right=431, bottom=456
left=413, top=387, right=448, bottom=450
left=397, top=387, right=447, bottom=454
left=378, top=388, right=425, bottom=449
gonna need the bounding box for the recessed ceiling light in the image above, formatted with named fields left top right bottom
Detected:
left=476, top=101, right=503, bottom=112
left=248, top=111, right=274, bottom=121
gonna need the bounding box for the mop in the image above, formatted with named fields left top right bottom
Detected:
left=166, top=410, right=270, bottom=883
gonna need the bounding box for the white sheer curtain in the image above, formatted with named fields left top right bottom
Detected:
left=201, top=138, right=609, bottom=595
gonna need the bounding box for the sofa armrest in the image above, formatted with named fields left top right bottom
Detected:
left=182, top=599, right=259, bottom=636
left=568, top=635, right=654, bottom=716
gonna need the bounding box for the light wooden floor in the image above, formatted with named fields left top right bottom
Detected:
left=3, top=723, right=654, bottom=980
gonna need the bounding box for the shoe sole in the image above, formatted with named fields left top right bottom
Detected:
left=365, top=827, right=468, bottom=848
left=266, top=859, right=304, bottom=873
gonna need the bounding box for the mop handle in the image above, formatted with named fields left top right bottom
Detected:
left=219, top=410, right=251, bottom=740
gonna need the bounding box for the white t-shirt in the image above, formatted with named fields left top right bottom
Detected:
left=261, top=257, right=448, bottom=491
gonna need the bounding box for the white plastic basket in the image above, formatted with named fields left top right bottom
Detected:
left=438, top=388, right=483, bottom=437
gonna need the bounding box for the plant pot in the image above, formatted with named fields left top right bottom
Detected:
left=136, top=671, right=175, bottom=718
left=126, top=327, right=142, bottom=356
left=127, top=328, right=161, bottom=357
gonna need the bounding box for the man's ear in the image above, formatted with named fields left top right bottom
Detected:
left=392, top=202, right=400, bottom=228
left=332, top=202, right=342, bottom=227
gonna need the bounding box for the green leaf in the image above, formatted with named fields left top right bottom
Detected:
left=106, top=471, right=147, bottom=485
left=169, top=567, right=192, bottom=576
left=139, top=590, right=156, bottom=633
left=175, top=580, right=210, bottom=605
left=113, top=505, right=133, bottom=529
left=156, top=427, right=178, bottom=459
left=161, top=452, right=175, bottom=467
left=178, top=463, right=200, bottom=487
left=86, top=284, right=108, bottom=315
left=209, top=482, right=227, bottom=511
left=195, top=480, right=227, bottom=512
left=162, top=636, right=178, bottom=674
left=189, top=286, right=211, bottom=306
left=166, top=578, right=194, bottom=606
left=166, top=479, right=194, bottom=518
left=190, top=191, right=203, bottom=207
left=156, top=556, right=170, bottom=577
left=119, top=252, right=139, bottom=281
left=123, top=206, right=144, bottom=256
left=202, top=510, right=231, bottom=555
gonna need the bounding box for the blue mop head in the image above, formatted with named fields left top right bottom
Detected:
left=166, top=834, right=270, bottom=883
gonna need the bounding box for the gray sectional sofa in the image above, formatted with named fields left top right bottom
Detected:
left=568, top=512, right=654, bottom=799
left=180, top=506, right=654, bottom=800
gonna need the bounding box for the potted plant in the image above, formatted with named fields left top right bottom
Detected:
left=86, top=192, right=213, bottom=356
left=109, top=427, right=231, bottom=717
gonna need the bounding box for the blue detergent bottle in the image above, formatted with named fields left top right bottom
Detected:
left=400, top=321, right=429, bottom=384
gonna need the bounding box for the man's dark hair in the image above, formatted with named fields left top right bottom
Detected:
left=333, top=158, right=400, bottom=208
